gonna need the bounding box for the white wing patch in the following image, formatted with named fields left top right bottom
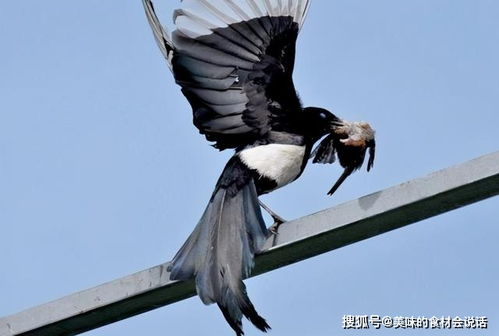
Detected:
left=238, top=144, right=306, bottom=188
left=175, top=0, right=311, bottom=38
left=143, top=0, right=311, bottom=69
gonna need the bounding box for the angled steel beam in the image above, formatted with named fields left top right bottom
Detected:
left=1, top=151, right=498, bottom=336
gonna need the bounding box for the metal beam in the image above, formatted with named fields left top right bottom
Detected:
left=1, top=151, right=498, bottom=336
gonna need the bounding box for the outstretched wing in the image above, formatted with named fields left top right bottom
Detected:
left=143, top=0, right=175, bottom=70
left=143, top=0, right=311, bottom=150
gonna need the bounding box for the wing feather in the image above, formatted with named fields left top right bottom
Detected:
left=142, top=0, right=174, bottom=69
left=189, top=88, right=249, bottom=106
left=143, top=0, right=312, bottom=149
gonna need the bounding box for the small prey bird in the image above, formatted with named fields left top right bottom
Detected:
left=142, top=0, right=375, bottom=335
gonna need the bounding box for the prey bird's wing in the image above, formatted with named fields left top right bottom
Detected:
left=143, top=0, right=312, bottom=150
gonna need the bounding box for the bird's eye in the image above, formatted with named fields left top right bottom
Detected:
left=319, top=112, right=327, bottom=119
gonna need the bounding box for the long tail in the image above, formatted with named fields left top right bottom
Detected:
left=169, top=156, right=270, bottom=335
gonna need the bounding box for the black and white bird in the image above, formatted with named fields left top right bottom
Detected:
left=142, top=0, right=375, bottom=335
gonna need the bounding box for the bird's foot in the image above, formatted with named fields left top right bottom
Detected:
left=259, top=199, right=287, bottom=234
left=268, top=215, right=287, bottom=235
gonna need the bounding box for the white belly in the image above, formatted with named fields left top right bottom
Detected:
left=238, top=144, right=306, bottom=188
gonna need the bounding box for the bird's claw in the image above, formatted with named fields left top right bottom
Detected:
left=268, top=217, right=286, bottom=235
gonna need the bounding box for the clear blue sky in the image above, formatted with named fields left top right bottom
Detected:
left=1, top=1, right=498, bottom=335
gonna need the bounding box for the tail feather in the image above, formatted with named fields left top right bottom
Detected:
left=170, top=157, right=270, bottom=335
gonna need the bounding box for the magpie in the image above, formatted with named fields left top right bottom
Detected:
left=142, top=1, right=375, bottom=335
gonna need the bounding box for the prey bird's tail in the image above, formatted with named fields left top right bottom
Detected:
left=169, top=157, right=270, bottom=336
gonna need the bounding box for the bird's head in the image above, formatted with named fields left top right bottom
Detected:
left=302, top=107, right=341, bottom=141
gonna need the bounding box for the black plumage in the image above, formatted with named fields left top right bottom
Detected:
left=173, top=15, right=301, bottom=150
left=142, top=1, right=375, bottom=335
left=169, top=156, right=270, bottom=335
